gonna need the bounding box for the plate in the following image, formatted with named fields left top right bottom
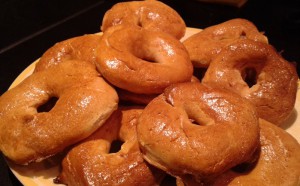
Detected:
left=6, top=27, right=300, bottom=186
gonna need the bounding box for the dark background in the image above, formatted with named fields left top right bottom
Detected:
left=0, top=0, right=299, bottom=185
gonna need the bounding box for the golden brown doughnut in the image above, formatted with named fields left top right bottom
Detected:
left=34, top=34, right=102, bottom=72
left=0, top=60, right=118, bottom=165
left=96, top=25, right=193, bottom=94
left=181, top=119, right=300, bottom=186
left=183, top=18, right=268, bottom=68
left=56, top=107, right=165, bottom=186
left=202, top=39, right=298, bottom=126
left=101, top=0, right=186, bottom=39
left=137, top=82, right=260, bottom=182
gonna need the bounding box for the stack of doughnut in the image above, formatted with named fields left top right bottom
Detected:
left=0, top=0, right=299, bottom=185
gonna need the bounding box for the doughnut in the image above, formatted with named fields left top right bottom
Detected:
left=96, top=25, right=193, bottom=94
left=34, top=34, right=102, bottom=72
left=183, top=18, right=268, bottom=68
left=137, top=82, right=260, bottom=182
left=101, top=0, right=186, bottom=39
left=181, top=119, right=300, bottom=186
left=202, top=39, right=298, bottom=126
left=0, top=60, right=118, bottom=165
left=56, top=107, right=165, bottom=186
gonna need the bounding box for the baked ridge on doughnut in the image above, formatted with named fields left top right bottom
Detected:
left=96, top=25, right=193, bottom=94
left=202, top=39, right=298, bottom=126
left=56, top=106, right=165, bottom=186
left=137, top=82, right=260, bottom=182
left=0, top=60, right=118, bottom=165
left=101, top=0, right=186, bottom=39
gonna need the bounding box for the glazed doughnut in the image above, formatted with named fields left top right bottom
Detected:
left=195, top=119, right=300, bottom=186
left=202, top=39, right=298, bottom=126
left=0, top=60, right=118, bottom=164
left=183, top=18, right=268, bottom=68
left=34, top=34, right=102, bottom=72
left=56, top=107, right=165, bottom=186
left=96, top=25, right=193, bottom=94
left=101, top=0, right=186, bottom=39
left=137, top=82, right=260, bottom=182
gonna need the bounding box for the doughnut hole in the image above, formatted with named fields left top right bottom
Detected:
left=231, top=162, right=256, bottom=174
left=241, top=67, right=258, bottom=88
left=37, top=96, right=58, bottom=113
left=240, top=30, right=247, bottom=38
left=184, top=104, right=215, bottom=126
left=109, top=139, right=124, bottom=153
left=132, top=46, right=156, bottom=64
left=128, top=34, right=161, bottom=64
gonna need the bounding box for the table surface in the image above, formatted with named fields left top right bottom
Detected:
left=0, top=0, right=299, bottom=185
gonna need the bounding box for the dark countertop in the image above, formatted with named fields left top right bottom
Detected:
left=0, top=0, right=299, bottom=185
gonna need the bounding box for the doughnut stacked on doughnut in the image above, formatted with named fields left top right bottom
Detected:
left=96, top=24, right=193, bottom=95
left=183, top=18, right=268, bottom=68
left=56, top=106, right=165, bottom=186
left=202, top=39, right=298, bottom=126
left=137, top=82, right=260, bottom=183
left=97, top=0, right=191, bottom=105
left=0, top=60, right=118, bottom=164
left=0, top=0, right=299, bottom=185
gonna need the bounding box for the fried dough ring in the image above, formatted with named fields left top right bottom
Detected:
left=56, top=107, right=165, bottom=186
left=34, top=34, right=102, bottom=72
left=101, top=0, right=186, bottom=39
left=183, top=18, right=268, bottom=68
left=96, top=25, right=193, bottom=94
left=137, top=82, right=259, bottom=181
left=180, top=119, right=300, bottom=186
left=202, top=39, right=298, bottom=125
left=0, top=60, right=118, bottom=164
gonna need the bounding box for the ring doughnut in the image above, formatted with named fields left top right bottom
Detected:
left=96, top=25, right=193, bottom=94
left=34, top=34, right=102, bottom=72
left=184, top=119, right=300, bottom=186
left=137, top=82, right=260, bottom=182
left=101, top=0, right=186, bottom=39
left=202, top=39, right=298, bottom=125
left=56, top=106, right=165, bottom=186
left=183, top=18, right=268, bottom=68
left=0, top=60, right=118, bottom=164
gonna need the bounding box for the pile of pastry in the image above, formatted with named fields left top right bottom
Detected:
left=0, top=0, right=299, bottom=185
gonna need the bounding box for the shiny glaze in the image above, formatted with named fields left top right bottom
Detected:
left=137, top=82, right=260, bottom=182
left=96, top=25, right=193, bottom=94
left=0, top=60, right=118, bottom=164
